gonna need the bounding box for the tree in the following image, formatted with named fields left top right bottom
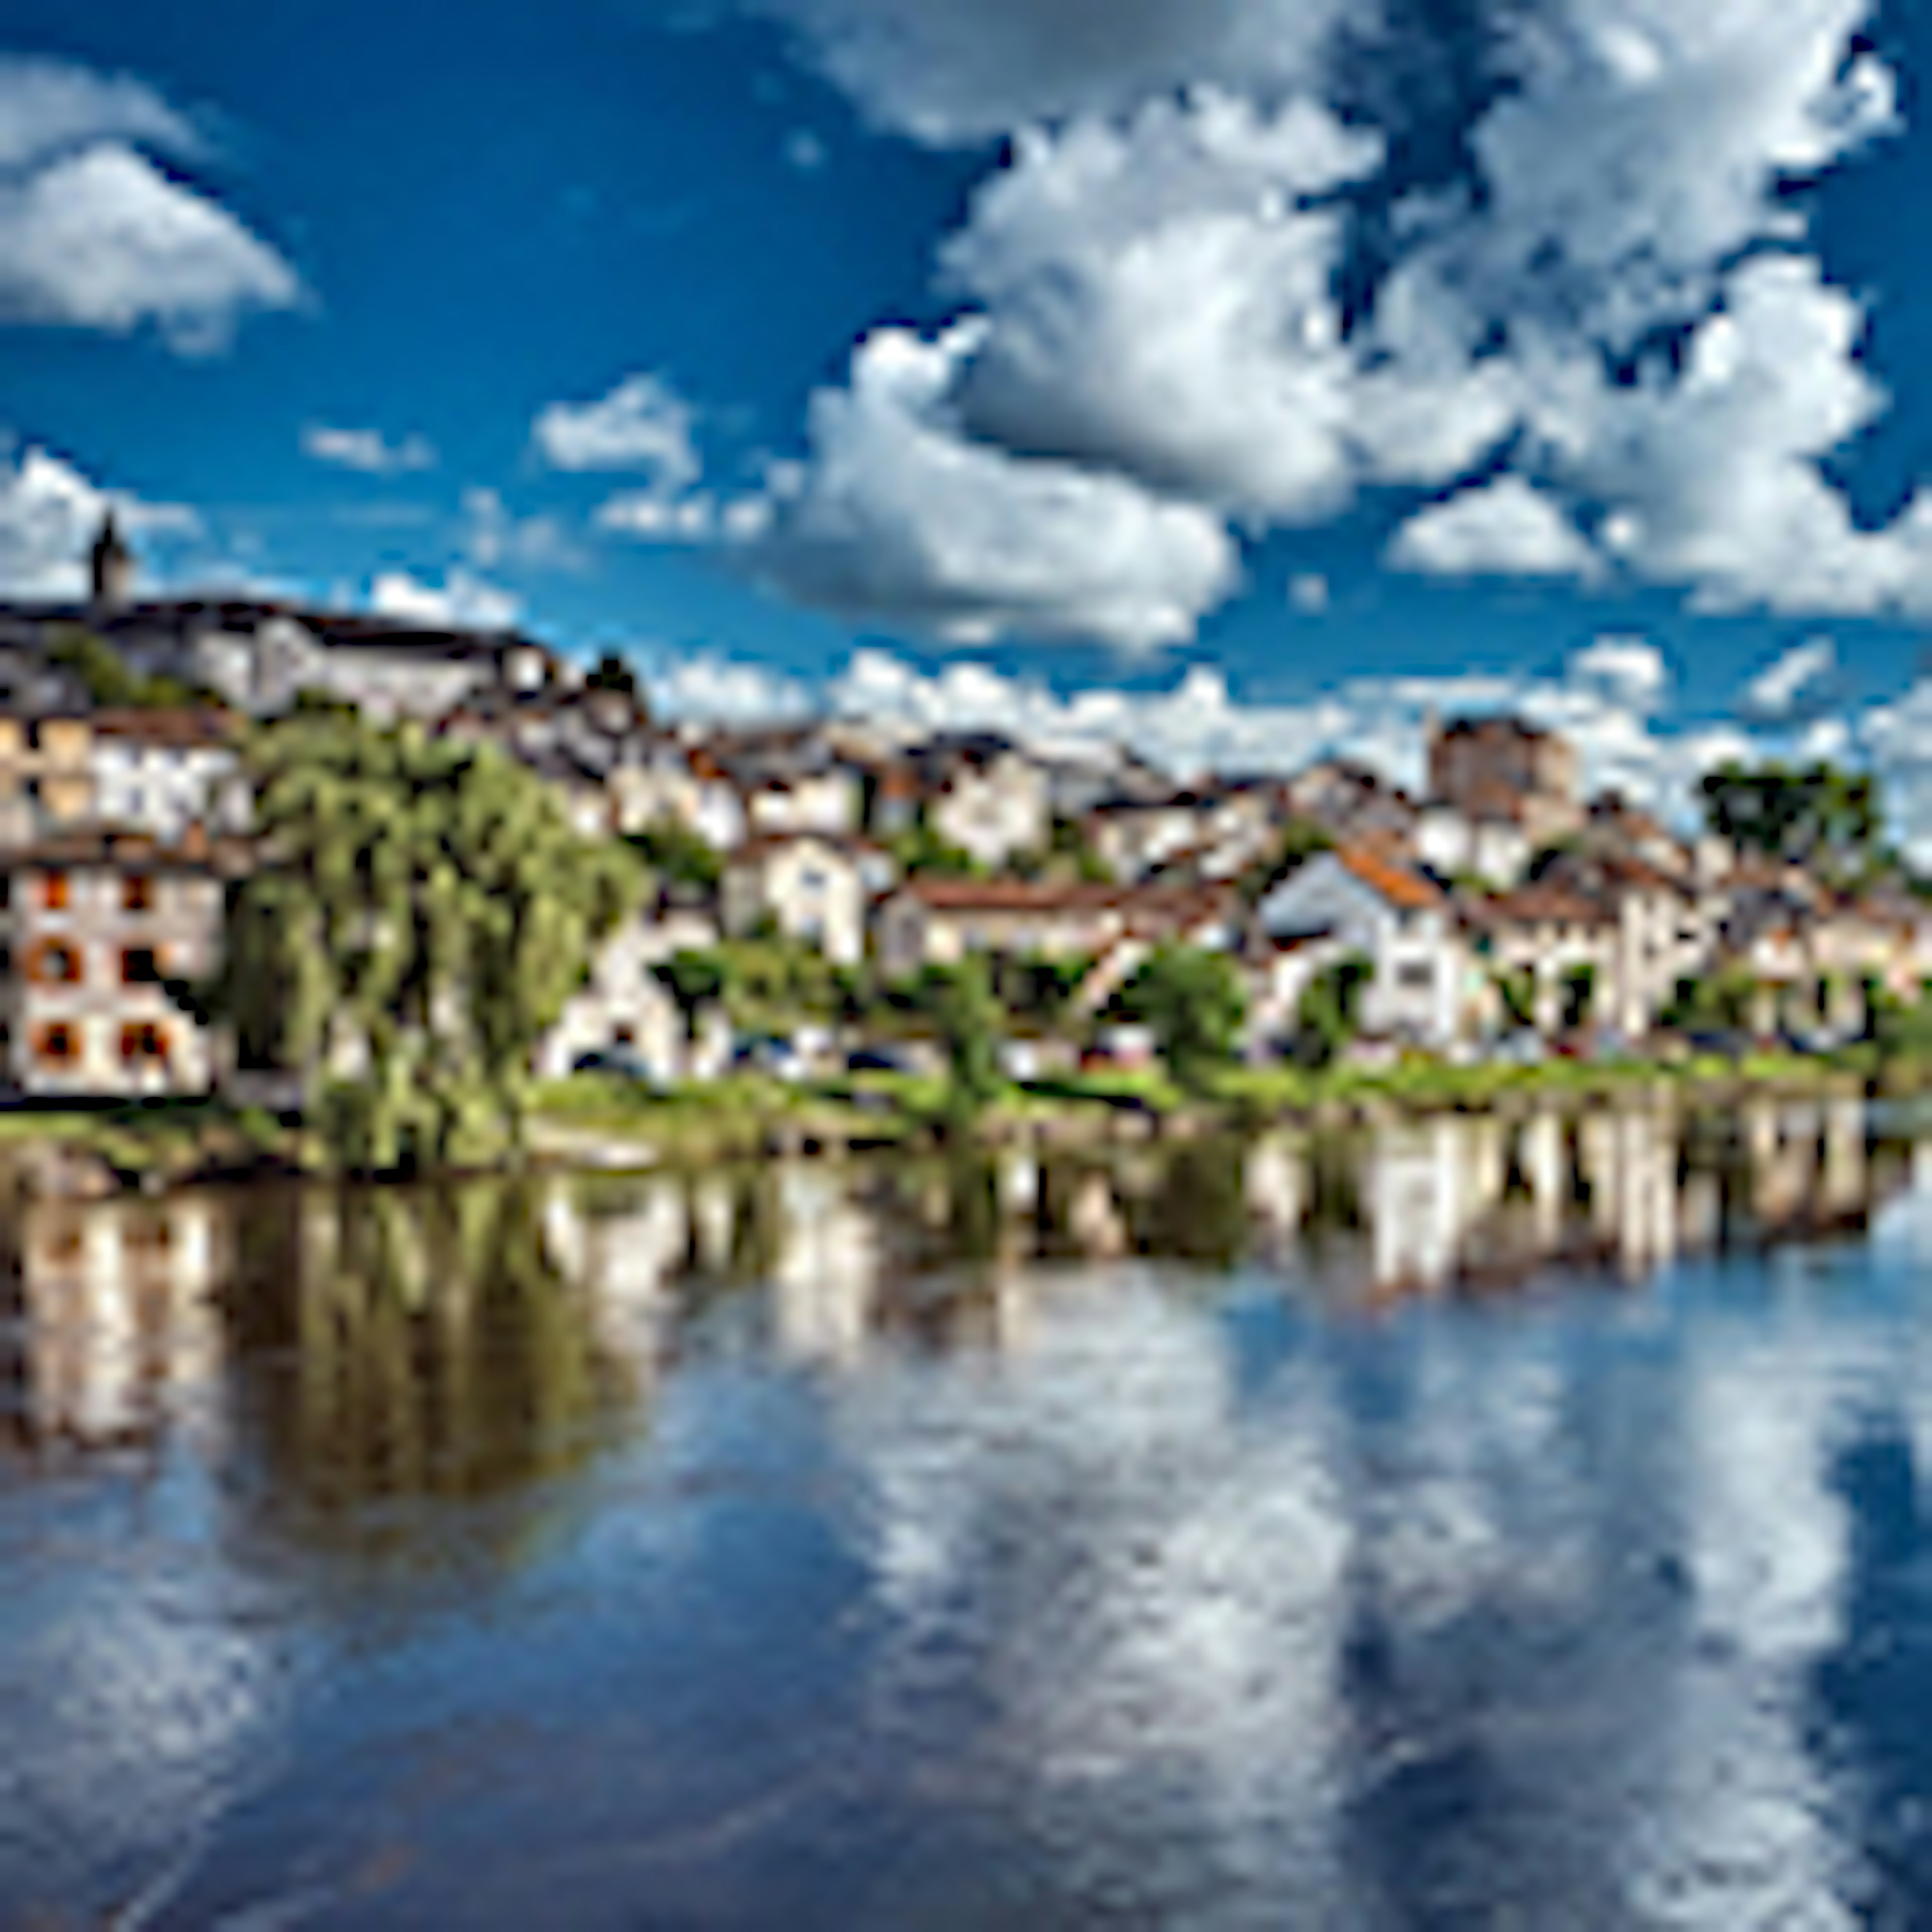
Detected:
left=1294, top=953, right=1372, bottom=1069
left=1116, top=945, right=1247, bottom=1088
left=1700, top=762, right=1884, bottom=880
left=221, top=709, right=641, bottom=1173
left=888, top=813, right=983, bottom=879
left=921, top=958, right=1005, bottom=1130
left=586, top=652, right=640, bottom=700
left=1494, top=967, right=1536, bottom=1034
left=1239, top=817, right=1333, bottom=904
left=47, top=624, right=211, bottom=709
left=626, top=819, right=722, bottom=896
left=654, top=949, right=730, bottom=1046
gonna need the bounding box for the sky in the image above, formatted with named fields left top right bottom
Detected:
left=4, top=1, right=1932, bottom=838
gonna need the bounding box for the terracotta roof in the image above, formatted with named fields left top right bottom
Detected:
left=89, top=707, right=238, bottom=747
left=0, top=825, right=254, bottom=874
left=1332, top=842, right=1443, bottom=913
left=1467, top=887, right=1614, bottom=931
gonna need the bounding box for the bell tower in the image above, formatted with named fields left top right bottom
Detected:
left=90, top=513, right=134, bottom=610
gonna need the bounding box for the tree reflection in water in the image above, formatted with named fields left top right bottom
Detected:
left=221, top=1182, right=644, bottom=1573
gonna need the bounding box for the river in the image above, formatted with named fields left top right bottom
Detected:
left=5, top=1096, right=1932, bottom=1927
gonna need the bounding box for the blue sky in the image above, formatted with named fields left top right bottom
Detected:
left=5, top=1, right=1932, bottom=824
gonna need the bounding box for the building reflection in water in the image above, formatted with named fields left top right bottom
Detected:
left=0, top=1097, right=1915, bottom=1477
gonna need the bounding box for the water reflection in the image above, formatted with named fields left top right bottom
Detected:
left=4, top=1097, right=1932, bottom=1926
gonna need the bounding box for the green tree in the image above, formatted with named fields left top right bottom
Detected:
left=625, top=819, right=723, bottom=895
left=1294, top=953, right=1373, bottom=1070
left=221, top=709, right=641, bottom=1174
left=1494, top=967, right=1537, bottom=1033
left=922, top=957, right=1005, bottom=1131
left=888, top=813, right=983, bottom=879
left=653, top=948, right=731, bottom=1047
left=1116, top=945, right=1247, bottom=1088
left=1700, top=762, right=1884, bottom=881
left=586, top=652, right=641, bottom=700
left=48, top=624, right=212, bottom=709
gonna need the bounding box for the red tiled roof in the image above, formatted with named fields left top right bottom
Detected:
left=1332, top=843, right=1443, bottom=912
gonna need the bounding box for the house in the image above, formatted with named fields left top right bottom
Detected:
left=873, top=877, right=1241, bottom=984
left=1535, top=848, right=1709, bottom=1040
left=1461, top=885, right=1619, bottom=1034
left=1257, top=844, right=1473, bottom=1049
left=721, top=833, right=893, bottom=966
left=0, top=830, right=250, bottom=1098
left=89, top=709, right=250, bottom=843
left=1427, top=715, right=1582, bottom=850
left=608, top=739, right=749, bottom=852
left=1416, top=800, right=1534, bottom=890
left=1284, top=760, right=1423, bottom=851
left=535, top=907, right=729, bottom=1082
left=924, top=741, right=1052, bottom=872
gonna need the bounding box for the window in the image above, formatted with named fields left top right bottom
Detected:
left=120, top=1023, right=167, bottom=1064
left=34, top=1022, right=75, bottom=1065
left=122, top=947, right=160, bottom=985
left=123, top=874, right=153, bottom=912
left=41, top=869, right=67, bottom=911
left=1397, top=961, right=1434, bottom=990
left=29, top=940, right=81, bottom=985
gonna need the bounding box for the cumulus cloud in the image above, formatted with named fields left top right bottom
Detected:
left=1569, top=635, right=1670, bottom=712
left=645, top=653, right=815, bottom=726
left=532, top=373, right=701, bottom=485
left=749, top=0, right=1362, bottom=145
left=302, top=424, right=437, bottom=475
left=719, top=0, right=1932, bottom=645
left=1744, top=637, right=1837, bottom=717
left=748, top=325, right=1239, bottom=652
left=462, top=486, right=587, bottom=572
left=0, top=59, right=299, bottom=352
left=0, top=442, right=196, bottom=598
left=368, top=567, right=521, bottom=632
left=1390, top=476, right=1602, bottom=582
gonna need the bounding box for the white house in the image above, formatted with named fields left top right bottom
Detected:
left=534, top=909, right=729, bottom=1082
left=927, top=749, right=1052, bottom=872
left=721, top=834, right=893, bottom=967
left=1257, top=845, right=1471, bottom=1049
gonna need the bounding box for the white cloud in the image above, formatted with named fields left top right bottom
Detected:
left=0, top=60, right=299, bottom=352
left=302, top=425, right=437, bottom=475
left=1390, top=477, right=1603, bottom=582
left=749, top=325, right=1239, bottom=652
left=645, top=653, right=815, bottom=727
left=1569, top=635, right=1671, bottom=712
left=532, top=373, right=701, bottom=485
left=0, top=442, right=196, bottom=598
left=596, top=490, right=720, bottom=545
left=462, top=486, right=587, bottom=572
left=1744, top=637, right=1837, bottom=716
left=1289, top=573, right=1329, bottom=615
left=0, top=56, right=200, bottom=171
left=731, top=0, right=1932, bottom=640
left=368, top=567, right=521, bottom=632
left=749, top=0, right=1360, bottom=145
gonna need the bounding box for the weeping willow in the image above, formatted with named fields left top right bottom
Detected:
left=221, top=707, right=642, bottom=1173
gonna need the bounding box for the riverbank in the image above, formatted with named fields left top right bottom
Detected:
left=1, top=1046, right=1908, bottom=1199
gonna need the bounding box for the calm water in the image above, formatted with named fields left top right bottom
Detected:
left=7, top=1100, right=1932, bottom=1927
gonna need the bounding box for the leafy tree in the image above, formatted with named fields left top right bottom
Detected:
left=586, top=652, right=641, bottom=700
left=1294, top=953, right=1373, bottom=1069
left=921, top=958, right=1005, bottom=1130
left=654, top=948, right=731, bottom=1045
left=625, top=819, right=723, bottom=895
left=1116, top=945, right=1247, bottom=1088
left=888, top=813, right=983, bottom=879
left=993, top=950, right=1091, bottom=1027
left=1495, top=967, right=1537, bottom=1033
left=48, top=624, right=212, bottom=709
left=1700, top=762, right=1884, bottom=880
left=1560, top=962, right=1597, bottom=1032
left=220, top=709, right=641, bottom=1173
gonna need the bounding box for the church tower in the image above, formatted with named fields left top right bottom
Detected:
left=89, top=513, right=134, bottom=610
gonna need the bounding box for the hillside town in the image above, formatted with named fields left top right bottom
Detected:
left=0, top=518, right=1926, bottom=1104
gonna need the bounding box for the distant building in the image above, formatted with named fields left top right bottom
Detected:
left=1427, top=716, right=1582, bottom=851
left=89, top=514, right=134, bottom=612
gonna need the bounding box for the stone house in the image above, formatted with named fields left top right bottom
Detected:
left=721, top=833, right=894, bottom=967
left=1427, top=716, right=1582, bottom=850
left=1461, top=885, right=1619, bottom=1034
left=0, top=713, right=97, bottom=844
left=0, top=831, right=249, bottom=1098
left=921, top=742, right=1053, bottom=872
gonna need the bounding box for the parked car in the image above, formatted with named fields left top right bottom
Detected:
left=846, top=1043, right=918, bottom=1075
left=735, top=1034, right=813, bottom=1082
left=573, top=1045, right=667, bottom=1086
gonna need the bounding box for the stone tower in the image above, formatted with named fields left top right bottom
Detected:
left=89, top=513, right=134, bottom=609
